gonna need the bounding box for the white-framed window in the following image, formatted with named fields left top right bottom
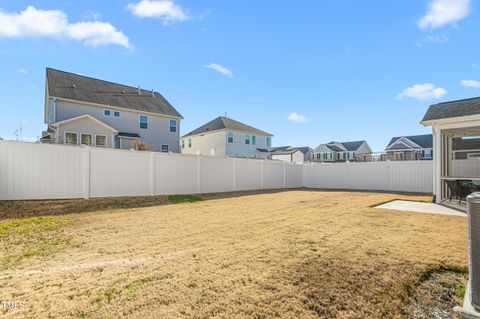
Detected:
left=169, top=120, right=177, bottom=133
left=139, top=115, right=148, bottom=129
left=227, top=132, right=234, bottom=144
left=113, top=111, right=121, bottom=118
left=80, top=133, right=93, bottom=146
left=161, top=144, right=169, bottom=153
left=104, top=109, right=111, bottom=117
left=95, top=135, right=107, bottom=148
left=181, top=140, right=185, bottom=149
left=266, top=136, right=271, bottom=147
left=245, top=134, right=250, bottom=145
left=65, top=132, right=78, bottom=145
left=252, top=135, right=256, bottom=145
left=188, top=138, right=192, bottom=148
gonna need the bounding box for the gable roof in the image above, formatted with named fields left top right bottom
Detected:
left=51, top=114, right=117, bottom=132
left=326, top=143, right=346, bottom=152
left=46, top=68, right=183, bottom=118
left=341, top=141, right=365, bottom=151
left=422, top=96, right=480, bottom=122
left=386, top=134, right=432, bottom=150
left=182, top=116, right=273, bottom=138
left=293, top=146, right=312, bottom=155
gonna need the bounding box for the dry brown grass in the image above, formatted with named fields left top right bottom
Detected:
left=0, top=190, right=467, bottom=318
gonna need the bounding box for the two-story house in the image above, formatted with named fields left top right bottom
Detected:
left=181, top=116, right=273, bottom=158
left=41, top=68, right=183, bottom=152
left=313, top=141, right=371, bottom=162
left=385, top=134, right=433, bottom=160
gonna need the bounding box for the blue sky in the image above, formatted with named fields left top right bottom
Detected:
left=0, top=0, right=479, bottom=151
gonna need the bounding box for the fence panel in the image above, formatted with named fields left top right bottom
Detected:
left=201, top=156, right=235, bottom=193
left=452, top=159, right=480, bottom=178
left=263, top=161, right=284, bottom=189
left=90, top=148, right=151, bottom=198
left=235, top=158, right=263, bottom=191
left=286, top=163, right=303, bottom=188
left=154, top=153, right=199, bottom=195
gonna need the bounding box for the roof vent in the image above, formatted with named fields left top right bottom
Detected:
left=151, top=89, right=154, bottom=97
left=71, top=84, right=76, bottom=88
left=138, top=86, right=141, bottom=95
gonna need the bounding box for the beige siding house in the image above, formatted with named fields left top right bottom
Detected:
left=41, top=68, right=183, bottom=152
left=313, top=140, right=372, bottom=162
left=181, top=117, right=273, bottom=158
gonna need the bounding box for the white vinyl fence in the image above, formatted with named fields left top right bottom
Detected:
left=452, top=159, right=480, bottom=178
left=0, top=141, right=432, bottom=200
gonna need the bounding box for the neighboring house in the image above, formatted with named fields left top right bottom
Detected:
left=293, top=146, right=314, bottom=162
left=271, top=148, right=304, bottom=164
left=313, top=141, right=371, bottom=162
left=41, top=68, right=183, bottom=152
left=385, top=134, right=433, bottom=160
left=181, top=116, right=273, bottom=158
left=452, top=136, right=480, bottom=160
left=269, top=146, right=312, bottom=163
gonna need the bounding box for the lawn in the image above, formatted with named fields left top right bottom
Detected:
left=0, top=190, right=468, bottom=318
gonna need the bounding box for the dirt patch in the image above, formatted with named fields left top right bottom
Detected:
left=0, top=190, right=467, bottom=318
left=403, top=269, right=467, bottom=319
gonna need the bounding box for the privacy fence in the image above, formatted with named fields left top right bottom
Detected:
left=0, top=141, right=432, bottom=200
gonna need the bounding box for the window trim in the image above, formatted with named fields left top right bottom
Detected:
left=251, top=135, right=256, bottom=146
left=169, top=119, right=177, bottom=133
left=266, top=136, right=271, bottom=148
left=181, top=140, right=185, bottom=149
left=245, top=134, right=250, bottom=145
left=113, top=111, right=121, bottom=118
left=64, top=132, right=79, bottom=145
left=227, top=131, right=234, bottom=144
left=139, top=115, right=149, bottom=130
left=188, top=138, right=192, bottom=148
left=80, top=133, right=93, bottom=146
left=161, top=144, right=169, bottom=153
left=95, top=134, right=107, bottom=148
left=104, top=109, right=112, bottom=117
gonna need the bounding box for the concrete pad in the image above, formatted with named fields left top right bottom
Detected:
left=376, top=200, right=465, bottom=217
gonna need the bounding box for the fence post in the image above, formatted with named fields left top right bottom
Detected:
left=197, top=155, right=202, bottom=193
left=386, top=160, right=392, bottom=191
left=83, top=146, right=90, bottom=199
left=261, top=160, right=265, bottom=189
left=149, top=152, right=155, bottom=196
left=232, top=157, right=237, bottom=191
left=283, top=161, right=287, bottom=188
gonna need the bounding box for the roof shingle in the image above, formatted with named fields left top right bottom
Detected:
left=422, top=96, right=480, bottom=122
left=47, top=68, right=182, bottom=118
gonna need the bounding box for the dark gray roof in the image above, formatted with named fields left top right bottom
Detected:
left=326, top=144, right=344, bottom=152
left=452, top=137, right=480, bottom=150
left=118, top=132, right=141, bottom=138
left=386, top=134, right=432, bottom=149
left=256, top=148, right=270, bottom=153
left=47, top=68, right=183, bottom=118
left=182, top=116, right=273, bottom=137
left=271, top=146, right=292, bottom=152
left=341, top=141, right=365, bottom=151
left=293, top=146, right=312, bottom=155
left=422, top=96, right=480, bottom=122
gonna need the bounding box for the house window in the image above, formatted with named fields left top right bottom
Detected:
left=169, top=120, right=177, bottom=133
left=227, top=132, right=234, bottom=144
left=95, top=135, right=107, bottom=148
left=113, top=111, right=121, bottom=118
left=104, top=109, right=111, bottom=117
left=252, top=135, right=256, bottom=145
left=181, top=140, right=185, bottom=149
left=65, top=132, right=78, bottom=145
left=316, top=153, right=321, bottom=160
left=139, top=115, right=148, bottom=129
left=161, top=144, right=169, bottom=153
left=266, top=137, right=271, bottom=147
left=245, top=134, right=250, bottom=145
left=81, top=133, right=93, bottom=146
left=188, top=138, right=192, bottom=148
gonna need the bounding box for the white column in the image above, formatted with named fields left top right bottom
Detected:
left=434, top=126, right=442, bottom=203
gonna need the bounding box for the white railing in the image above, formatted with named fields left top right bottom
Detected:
left=0, top=141, right=432, bottom=200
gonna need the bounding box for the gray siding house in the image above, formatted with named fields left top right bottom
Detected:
left=42, top=68, right=183, bottom=152
left=385, top=134, right=433, bottom=160
left=313, top=141, right=371, bottom=162
left=181, top=116, right=273, bottom=158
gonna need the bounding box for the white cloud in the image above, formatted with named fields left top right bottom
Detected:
left=127, top=0, right=188, bottom=24
left=17, top=68, right=27, bottom=74
left=205, top=63, right=233, bottom=78
left=287, top=113, right=309, bottom=123
left=396, top=83, right=447, bottom=101
left=461, top=80, right=480, bottom=89
left=0, top=6, right=131, bottom=49
left=418, top=0, right=470, bottom=30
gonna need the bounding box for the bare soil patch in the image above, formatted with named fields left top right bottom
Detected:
left=0, top=190, right=467, bottom=318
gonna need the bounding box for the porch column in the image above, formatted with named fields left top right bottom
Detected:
left=433, top=126, right=442, bottom=203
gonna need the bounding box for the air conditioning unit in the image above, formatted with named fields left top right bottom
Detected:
left=468, top=192, right=480, bottom=311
